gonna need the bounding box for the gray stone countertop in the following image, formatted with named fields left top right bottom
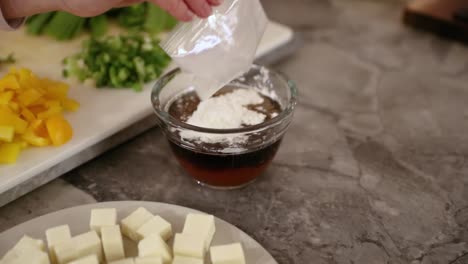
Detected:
left=2, top=0, right=468, bottom=263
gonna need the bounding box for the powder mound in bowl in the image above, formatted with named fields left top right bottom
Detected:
left=186, top=89, right=266, bottom=129
left=179, top=89, right=267, bottom=145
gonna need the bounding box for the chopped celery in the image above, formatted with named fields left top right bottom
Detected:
left=26, top=12, right=54, bottom=35
left=44, top=12, right=86, bottom=41
left=25, top=4, right=177, bottom=40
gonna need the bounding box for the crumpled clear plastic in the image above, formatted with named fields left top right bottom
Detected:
left=161, top=0, right=268, bottom=99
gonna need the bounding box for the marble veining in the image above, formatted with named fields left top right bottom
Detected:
left=3, top=0, right=468, bottom=263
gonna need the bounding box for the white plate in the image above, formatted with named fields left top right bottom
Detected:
left=0, top=22, right=294, bottom=205
left=0, top=201, right=278, bottom=264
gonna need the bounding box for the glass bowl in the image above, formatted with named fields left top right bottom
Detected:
left=151, top=64, right=297, bottom=189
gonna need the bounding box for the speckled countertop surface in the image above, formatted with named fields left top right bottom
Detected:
left=3, top=0, right=468, bottom=263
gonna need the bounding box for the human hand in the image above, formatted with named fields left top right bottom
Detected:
left=59, top=0, right=222, bottom=21
left=149, top=0, right=222, bottom=21
left=0, top=0, right=221, bottom=21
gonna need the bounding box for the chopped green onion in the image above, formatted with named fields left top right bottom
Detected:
left=63, top=34, right=171, bottom=91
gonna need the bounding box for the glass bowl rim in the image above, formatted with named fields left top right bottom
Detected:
left=151, top=64, right=298, bottom=135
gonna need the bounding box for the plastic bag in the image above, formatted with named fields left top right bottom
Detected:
left=161, top=0, right=268, bottom=99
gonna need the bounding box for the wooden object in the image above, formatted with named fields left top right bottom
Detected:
left=403, top=0, right=468, bottom=44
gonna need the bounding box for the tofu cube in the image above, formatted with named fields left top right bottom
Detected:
left=210, top=243, right=245, bottom=264
left=182, top=214, right=215, bottom=250
left=2, top=236, right=48, bottom=263
left=54, top=239, right=77, bottom=264
left=46, top=225, right=72, bottom=264
left=68, top=255, right=99, bottom=264
left=90, top=208, right=117, bottom=234
left=101, top=225, right=126, bottom=262
left=138, top=234, right=172, bottom=263
left=14, top=235, right=45, bottom=251
left=109, top=258, right=135, bottom=264
left=172, top=256, right=204, bottom=264
left=1, top=248, right=50, bottom=264
left=134, top=256, right=163, bottom=264
left=136, top=215, right=172, bottom=241
left=121, top=207, right=154, bottom=241
left=73, top=231, right=103, bottom=262
left=173, top=233, right=205, bottom=259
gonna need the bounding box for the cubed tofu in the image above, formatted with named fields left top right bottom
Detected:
left=136, top=215, right=172, bottom=241
left=14, top=235, right=45, bottom=251
left=173, top=233, right=205, bottom=259
left=109, top=258, right=135, bottom=264
left=134, top=256, right=164, bottom=264
left=210, top=243, right=245, bottom=264
left=121, top=207, right=154, bottom=241
left=2, top=236, right=47, bottom=263
left=172, top=256, right=204, bottom=264
left=90, top=208, right=117, bottom=234
left=73, top=231, right=103, bottom=262
left=54, top=239, right=77, bottom=264
left=68, top=255, right=99, bottom=264
left=182, top=214, right=215, bottom=250
left=138, top=234, right=172, bottom=263
left=45, top=225, right=72, bottom=264
left=101, top=225, right=125, bottom=262
left=2, top=248, right=50, bottom=264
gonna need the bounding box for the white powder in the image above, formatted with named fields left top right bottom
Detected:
left=180, top=89, right=266, bottom=144
left=187, top=89, right=265, bottom=128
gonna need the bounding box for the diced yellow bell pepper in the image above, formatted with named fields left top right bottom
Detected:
left=20, top=108, right=36, bottom=122
left=44, top=82, right=69, bottom=100
left=0, top=143, right=21, bottom=164
left=12, top=136, right=28, bottom=149
left=0, top=67, right=79, bottom=164
left=16, top=88, right=44, bottom=106
left=21, top=131, right=50, bottom=147
left=62, top=98, right=80, bottom=111
left=37, top=101, right=63, bottom=119
left=0, top=126, right=14, bottom=142
left=17, top=68, right=32, bottom=85
left=8, top=66, right=18, bottom=75
left=0, top=108, right=27, bottom=134
left=46, top=115, right=73, bottom=146
left=0, top=74, right=20, bottom=91
left=7, top=101, right=20, bottom=113
left=30, top=119, right=48, bottom=138
left=0, top=91, right=14, bottom=105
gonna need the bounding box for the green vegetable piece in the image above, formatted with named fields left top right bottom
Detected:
left=132, top=82, right=143, bottom=92
left=144, top=4, right=167, bottom=34
left=44, top=12, right=86, bottom=41
left=133, top=57, right=146, bottom=81
left=71, top=17, right=86, bottom=38
left=63, top=33, right=171, bottom=92
left=0, top=53, right=15, bottom=66
left=25, top=15, right=37, bottom=25
left=165, top=15, right=178, bottom=30
left=117, top=3, right=146, bottom=29
left=26, top=12, right=55, bottom=35
left=89, top=15, right=108, bottom=38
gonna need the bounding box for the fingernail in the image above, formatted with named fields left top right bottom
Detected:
left=185, top=9, right=195, bottom=20
left=202, top=3, right=212, bottom=17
